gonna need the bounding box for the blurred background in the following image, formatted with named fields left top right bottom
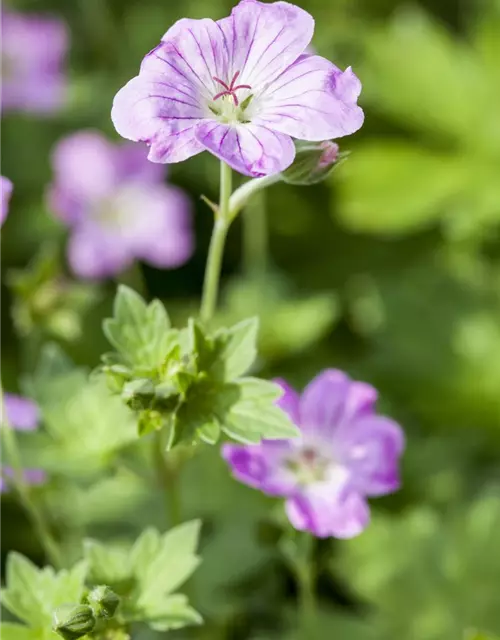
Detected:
left=2, top=0, right=500, bottom=638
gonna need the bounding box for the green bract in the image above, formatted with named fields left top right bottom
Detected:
left=100, top=285, right=299, bottom=448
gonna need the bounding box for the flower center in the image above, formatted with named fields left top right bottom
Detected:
left=285, top=446, right=330, bottom=486
left=209, top=71, right=253, bottom=123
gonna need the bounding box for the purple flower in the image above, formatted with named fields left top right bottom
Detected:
left=1, top=393, right=45, bottom=493
left=111, top=0, right=363, bottom=177
left=1, top=176, right=13, bottom=225
left=48, top=131, right=194, bottom=280
left=1, top=9, right=68, bottom=114
left=222, top=370, right=404, bottom=538
left=0, top=468, right=46, bottom=493
left=2, top=393, right=39, bottom=431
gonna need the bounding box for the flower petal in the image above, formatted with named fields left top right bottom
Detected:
left=273, top=378, right=300, bottom=424
left=111, top=73, right=206, bottom=163
left=253, top=55, right=364, bottom=140
left=217, top=0, right=314, bottom=89
left=157, top=18, right=230, bottom=94
left=195, top=122, right=295, bottom=177
left=342, top=416, right=405, bottom=497
left=299, top=369, right=351, bottom=436
left=51, top=132, right=119, bottom=209
left=222, top=441, right=295, bottom=496
left=120, top=184, right=194, bottom=268
left=285, top=488, right=370, bottom=538
left=1, top=176, right=13, bottom=225
left=67, top=224, right=133, bottom=280
left=1, top=467, right=46, bottom=493
left=3, top=393, right=39, bottom=431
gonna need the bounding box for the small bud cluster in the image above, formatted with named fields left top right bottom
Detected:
left=52, top=585, right=120, bottom=640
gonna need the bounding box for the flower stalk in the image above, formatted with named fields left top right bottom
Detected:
left=200, top=161, right=233, bottom=323
left=1, top=390, right=63, bottom=568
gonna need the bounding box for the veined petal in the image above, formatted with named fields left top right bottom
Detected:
left=253, top=55, right=364, bottom=140
left=146, top=126, right=205, bottom=164
left=217, top=0, right=314, bottom=89
left=195, top=121, right=295, bottom=177
left=111, top=73, right=206, bottom=164
left=157, top=18, right=230, bottom=93
left=286, top=488, right=370, bottom=538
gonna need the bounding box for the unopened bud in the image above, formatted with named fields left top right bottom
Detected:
left=281, top=140, right=340, bottom=185
left=53, top=604, right=96, bottom=640
left=87, top=585, right=120, bottom=619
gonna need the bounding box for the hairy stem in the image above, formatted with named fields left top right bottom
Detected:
left=229, top=173, right=280, bottom=222
left=1, top=391, right=63, bottom=568
left=200, top=162, right=233, bottom=323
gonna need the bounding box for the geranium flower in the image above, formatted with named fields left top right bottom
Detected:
left=48, top=131, right=193, bottom=280
left=111, top=0, right=363, bottom=177
left=1, top=176, right=13, bottom=225
left=1, top=9, right=68, bottom=113
left=222, top=370, right=404, bottom=538
left=3, top=393, right=39, bottom=431
left=1, top=393, right=45, bottom=493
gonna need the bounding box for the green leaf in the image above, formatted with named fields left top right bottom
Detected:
left=103, top=285, right=173, bottom=369
left=129, top=528, right=162, bottom=584
left=138, top=520, right=202, bottom=602
left=0, top=624, right=44, bottom=640
left=1, top=554, right=47, bottom=627
left=83, top=540, right=131, bottom=588
left=223, top=378, right=299, bottom=443
left=190, top=318, right=258, bottom=382
left=211, top=318, right=258, bottom=381
left=336, top=142, right=465, bottom=234
left=144, top=594, right=203, bottom=631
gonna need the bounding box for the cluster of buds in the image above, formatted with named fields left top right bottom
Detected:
left=52, top=585, right=120, bottom=640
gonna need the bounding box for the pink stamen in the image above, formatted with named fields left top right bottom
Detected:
left=213, top=76, right=230, bottom=91
left=212, top=71, right=251, bottom=107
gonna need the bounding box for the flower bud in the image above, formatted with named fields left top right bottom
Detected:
left=281, top=140, right=340, bottom=185
left=52, top=604, right=96, bottom=640
left=87, top=585, right=121, bottom=619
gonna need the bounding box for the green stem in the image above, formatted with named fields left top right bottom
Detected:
left=1, top=392, right=63, bottom=568
left=242, top=190, right=269, bottom=280
left=153, top=431, right=182, bottom=527
left=200, top=162, right=233, bottom=324
left=293, top=534, right=316, bottom=633
left=228, top=174, right=280, bottom=222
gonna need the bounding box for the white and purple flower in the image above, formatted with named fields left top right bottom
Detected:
left=48, top=131, right=194, bottom=280
left=1, top=176, right=13, bottom=225
left=111, top=0, right=363, bottom=177
left=223, top=370, right=404, bottom=538
left=1, top=393, right=45, bottom=493
left=1, top=9, right=68, bottom=114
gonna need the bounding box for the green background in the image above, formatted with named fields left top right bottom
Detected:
left=2, top=0, right=500, bottom=638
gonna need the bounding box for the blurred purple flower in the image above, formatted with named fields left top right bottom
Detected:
left=1, top=9, right=68, bottom=114
left=1, top=393, right=45, bottom=493
left=2, top=393, right=39, bottom=431
left=223, top=370, right=404, bottom=538
left=111, top=0, right=363, bottom=177
left=0, top=468, right=46, bottom=493
left=1, top=176, right=13, bottom=225
left=48, top=131, right=194, bottom=280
